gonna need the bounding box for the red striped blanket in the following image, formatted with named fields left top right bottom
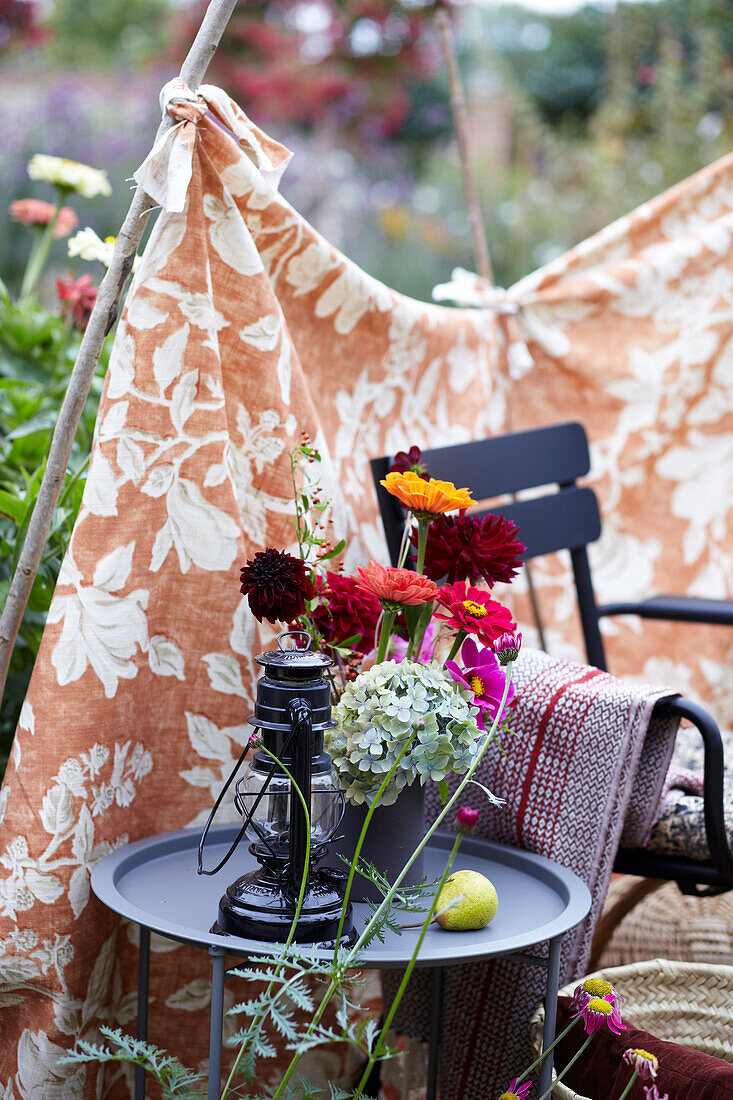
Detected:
left=384, top=646, right=679, bottom=1099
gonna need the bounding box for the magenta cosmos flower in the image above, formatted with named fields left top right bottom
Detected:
left=446, top=637, right=514, bottom=730
left=573, top=995, right=626, bottom=1035
left=497, top=1080, right=531, bottom=1100
left=643, top=1087, right=669, bottom=1100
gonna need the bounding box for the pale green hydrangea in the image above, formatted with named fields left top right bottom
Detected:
left=327, top=660, right=484, bottom=806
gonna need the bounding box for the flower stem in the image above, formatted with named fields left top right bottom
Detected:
left=20, top=195, right=62, bottom=302
left=615, top=1071, right=639, bottom=1100
left=220, top=748, right=311, bottom=1099
left=415, top=518, right=430, bottom=575
left=446, top=629, right=467, bottom=664
left=514, top=1016, right=580, bottom=1083
left=350, top=831, right=464, bottom=1099
left=397, top=515, right=413, bottom=569
left=537, top=1034, right=593, bottom=1100
left=376, top=608, right=396, bottom=663
left=271, top=670, right=514, bottom=1100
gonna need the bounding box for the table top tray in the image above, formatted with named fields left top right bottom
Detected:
left=91, top=824, right=591, bottom=969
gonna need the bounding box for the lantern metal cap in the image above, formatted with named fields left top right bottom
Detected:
left=255, top=631, right=334, bottom=673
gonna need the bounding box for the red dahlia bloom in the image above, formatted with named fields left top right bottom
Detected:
left=418, top=513, right=525, bottom=586
left=240, top=549, right=316, bottom=624
left=390, top=445, right=428, bottom=479
left=435, top=582, right=516, bottom=646
left=310, top=572, right=381, bottom=655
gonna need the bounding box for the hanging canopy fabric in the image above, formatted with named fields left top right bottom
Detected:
left=0, top=82, right=732, bottom=1096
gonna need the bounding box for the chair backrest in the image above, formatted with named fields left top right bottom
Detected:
left=370, top=421, right=608, bottom=668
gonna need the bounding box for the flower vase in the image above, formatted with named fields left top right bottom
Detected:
left=329, top=782, right=426, bottom=904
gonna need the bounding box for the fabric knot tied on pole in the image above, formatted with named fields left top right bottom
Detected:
left=432, top=267, right=534, bottom=379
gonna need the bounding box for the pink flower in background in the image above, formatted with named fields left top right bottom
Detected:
left=446, top=637, right=514, bottom=730
left=623, top=1048, right=659, bottom=1080
left=10, top=198, right=78, bottom=238
left=643, top=1087, right=669, bottom=1100
left=391, top=619, right=437, bottom=663
left=56, top=273, right=97, bottom=331
left=494, top=631, right=522, bottom=665
left=570, top=978, right=623, bottom=1013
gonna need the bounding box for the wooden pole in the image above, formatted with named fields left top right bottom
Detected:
left=435, top=4, right=548, bottom=653
left=0, top=0, right=240, bottom=707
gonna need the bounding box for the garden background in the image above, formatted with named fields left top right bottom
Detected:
left=2, top=0, right=733, bottom=771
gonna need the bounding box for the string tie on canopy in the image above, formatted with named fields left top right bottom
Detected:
left=433, top=266, right=534, bottom=379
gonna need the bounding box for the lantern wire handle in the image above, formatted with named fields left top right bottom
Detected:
left=197, top=725, right=296, bottom=876
left=277, top=629, right=312, bottom=651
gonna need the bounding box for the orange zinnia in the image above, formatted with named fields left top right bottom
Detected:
left=354, top=562, right=438, bottom=609
left=381, top=471, right=473, bottom=518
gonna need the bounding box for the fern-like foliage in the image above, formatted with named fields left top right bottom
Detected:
left=58, top=1026, right=205, bottom=1099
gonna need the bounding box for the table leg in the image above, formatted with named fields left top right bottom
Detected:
left=539, top=935, right=563, bottom=1098
left=208, top=947, right=226, bottom=1100
left=426, top=966, right=443, bottom=1100
left=135, top=925, right=150, bottom=1100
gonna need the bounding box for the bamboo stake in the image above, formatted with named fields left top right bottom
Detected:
left=435, top=3, right=548, bottom=653
left=0, top=0, right=240, bottom=706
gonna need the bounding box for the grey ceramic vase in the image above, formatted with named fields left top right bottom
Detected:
left=328, top=782, right=427, bottom=904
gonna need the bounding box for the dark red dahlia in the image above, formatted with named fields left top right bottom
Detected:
left=310, top=572, right=381, bottom=655
left=417, top=513, right=525, bottom=586
left=389, top=445, right=428, bottom=479
left=239, top=549, right=316, bottom=624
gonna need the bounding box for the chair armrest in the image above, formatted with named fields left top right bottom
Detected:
left=659, top=696, right=733, bottom=887
left=597, top=595, right=733, bottom=626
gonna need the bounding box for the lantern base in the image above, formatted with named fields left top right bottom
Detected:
left=217, top=865, right=356, bottom=946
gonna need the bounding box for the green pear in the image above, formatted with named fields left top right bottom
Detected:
left=435, top=870, right=498, bottom=931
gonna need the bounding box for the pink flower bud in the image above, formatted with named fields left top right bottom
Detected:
left=455, top=806, right=479, bottom=833
left=494, top=631, right=521, bottom=665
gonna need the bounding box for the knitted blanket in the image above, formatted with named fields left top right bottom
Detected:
left=384, top=647, right=679, bottom=1100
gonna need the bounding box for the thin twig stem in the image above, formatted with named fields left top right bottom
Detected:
left=0, top=0, right=240, bottom=707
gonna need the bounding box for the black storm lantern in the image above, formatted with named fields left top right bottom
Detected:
left=198, top=632, right=354, bottom=945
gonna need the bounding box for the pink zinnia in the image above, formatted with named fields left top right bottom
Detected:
left=446, top=637, right=514, bottom=730
left=435, top=581, right=516, bottom=646
left=574, top=995, right=625, bottom=1035
left=10, top=198, right=78, bottom=238
left=354, top=562, right=437, bottom=609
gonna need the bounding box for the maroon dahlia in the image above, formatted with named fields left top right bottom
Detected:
left=239, top=549, right=316, bottom=624
left=310, top=572, right=381, bottom=655
left=389, top=445, right=428, bottom=479
left=417, top=513, right=525, bottom=586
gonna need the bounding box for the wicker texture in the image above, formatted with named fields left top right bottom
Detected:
left=530, top=959, right=733, bottom=1099
left=598, top=877, right=733, bottom=969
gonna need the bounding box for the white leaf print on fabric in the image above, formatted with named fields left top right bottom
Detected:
left=98, top=401, right=128, bottom=442
left=181, top=713, right=249, bottom=826
left=315, top=265, right=393, bottom=335
left=285, top=239, right=336, bottom=296
left=656, top=430, right=733, bottom=564
left=126, top=297, right=168, bottom=330
left=239, top=313, right=280, bottom=350
left=202, top=653, right=247, bottom=697
left=131, top=209, right=187, bottom=287
left=106, top=328, right=135, bottom=400
left=148, top=636, right=185, bottom=680
left=276, top=326, right=293, bottom=404
left=153, top=324, right=190, bottom=396
left=93, top=543, right=134, bottom=593
left=228, top=407, right=292, bottom=545
left=170, top=370, right=198, bottom=433
left=83, top=452, right=118, bottom=518
left=18, top=701, right=34, bottom=734
left=15, top=1029, right=86, bottom=1100
left=150, top=477, right=240, bottom=574
left=165, top=979, right=212, bottom=1011
left=116, top=437, right=145, bottom=486
left=47, top=575, right=149, bottom=699
left=146, top=278, right=230, bottom=344
left=203, top=193, right=263, bottom=276
left=141, top=464, right=175, bottom=499
left=39, top=787, right=74, bottom=836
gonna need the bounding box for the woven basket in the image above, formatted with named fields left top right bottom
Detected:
left=529, top=958, right=733, bottom=1100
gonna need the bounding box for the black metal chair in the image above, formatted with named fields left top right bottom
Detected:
left=371, top=421, right=733, bottom=898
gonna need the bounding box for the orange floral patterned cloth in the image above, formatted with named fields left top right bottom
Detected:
left=0, top=84, right=731, bottom=1098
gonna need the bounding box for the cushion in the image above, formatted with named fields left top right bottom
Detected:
left=553, top=996, right=733, bottom=1099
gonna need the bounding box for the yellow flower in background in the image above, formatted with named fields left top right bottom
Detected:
left=28, top=154, right=112, bottom=199
left=379, top=204, right=410, bottom=241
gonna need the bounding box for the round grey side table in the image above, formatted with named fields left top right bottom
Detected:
left=91, top=824, right=591, bottom=1100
